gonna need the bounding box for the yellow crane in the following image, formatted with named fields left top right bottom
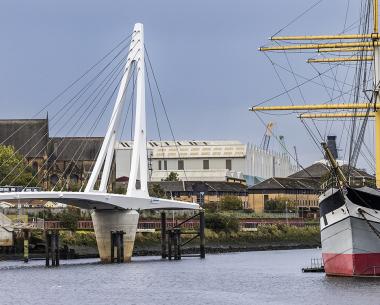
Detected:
left=250, top=0, right=380, bottom=187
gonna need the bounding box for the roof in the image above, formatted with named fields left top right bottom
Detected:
left=341, top=165, right=374, bottom=178
left=115, top=176, right=129, bottom=182
left=288, top=163, right=330, bottom=179
left=0, top=119, right=48, bottom=157
left=249, top=177, right=321, bottom=191
left=148, top=181, right=247, bottom=193
left=289, top=162, right=374, bottom=179
left=49, top=137, right=103, bottom=161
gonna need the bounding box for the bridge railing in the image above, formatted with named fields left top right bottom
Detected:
left=29, top=219, right=319, bottom=230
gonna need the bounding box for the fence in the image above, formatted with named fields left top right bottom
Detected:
left=28, top=218, right=319, bottom=231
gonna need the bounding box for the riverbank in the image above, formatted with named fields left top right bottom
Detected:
left=1, top=224, right=320, bottom=260
left=134, top=225, right=320, bottom=256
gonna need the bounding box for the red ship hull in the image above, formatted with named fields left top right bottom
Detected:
left=323, top=253, right=380, bottom=276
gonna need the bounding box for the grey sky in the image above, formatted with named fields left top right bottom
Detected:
left=0, top=0, right=372, bottom=171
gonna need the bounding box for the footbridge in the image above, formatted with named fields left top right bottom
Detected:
left=0, top=23, right=200, bottom=262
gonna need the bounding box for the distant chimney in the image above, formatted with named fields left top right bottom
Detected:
left=326, top=136, right=338, bottom=159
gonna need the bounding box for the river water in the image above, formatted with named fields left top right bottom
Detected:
left=0, top=249, right=378, bottom=305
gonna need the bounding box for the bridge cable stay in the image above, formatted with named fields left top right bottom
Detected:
left=54, top=65, right=138, bottom=191
left=0, top=32, right=135, bottom=149
left=145, top=61, right=167, bottom=180
left=3, top=47, right=137, bottom=189
left=0, top=34, right=135, bottom=172
left=38, top=56, right=135, bottom=188
left=0, top=39, right=136, bottom=183
left=45, top=55, right=139, bottom=191
left=145, top=46, right=189, bottom=182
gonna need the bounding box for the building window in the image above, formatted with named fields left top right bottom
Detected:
left=226, top=159, right=232, bottom=170
left=178, top=160, right=184, bottom=170
left=203, top=160, right=209, bottom=170
left=158, top=160, right=162, bottom=170
left=164, top=160, right=167, bottom=170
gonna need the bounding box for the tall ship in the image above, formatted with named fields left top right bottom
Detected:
left=250, top=0, right=380, bottom=276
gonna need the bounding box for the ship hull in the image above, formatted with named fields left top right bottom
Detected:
left=320, top=187, right=380, bottom=276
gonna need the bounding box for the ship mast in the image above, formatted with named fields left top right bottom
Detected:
left=251, top=0, right=380, bottom=188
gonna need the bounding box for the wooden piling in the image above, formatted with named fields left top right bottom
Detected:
left=116, top=231, right=121, bottom=263
left=23, top=230, right=30, bottom=263
left=173, top=229, right=178, bottom=260
left=161, top=212, right=167, bottom=259
left=168, top=230, right=172, bottom=260
left=45, top=231, right=51, bottom=267
left=110, top=230, right=125, bottom=263
left=199, top=210, right=205, bottom=259
left=110, top=231, right=115, bottom=263
left=51, top=232, right=56, bottom=266
left=176, top=228, right=181, bottom=260
left=120, top=231, right=124, bottom=263
left=54, top=232, right=60, bottom=266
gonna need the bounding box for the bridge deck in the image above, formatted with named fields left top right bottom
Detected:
left=0, top=191, right=200, bottom=211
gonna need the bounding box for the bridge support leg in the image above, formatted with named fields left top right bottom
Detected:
left=92, top=210, right=139, bottom=263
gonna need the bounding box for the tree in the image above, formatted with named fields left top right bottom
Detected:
left=205, top=213, right=239, bottom=233
left=0, top=145, right=38, bottom=186
left=264, top=198, right=295, bottom=213
left=163, top=172, right=179, bottom=181
left=58, top=206, right=81, bottom=231
left=149, top=183, right=166, bottom=198
left=220, top=195, right=243, bottom=210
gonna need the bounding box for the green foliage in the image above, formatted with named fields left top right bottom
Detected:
left=0, top=145, right=38, bottom=186
left=113, top=187, right=125, bottom=194
left=205, top=213, right=240, bottom=233
left=60, top=231, right=97, bottom=247
left=57, top=206, right=81, bottom=231
left=163, top=172, right=179, bottom=181
left=149, top=183, right=166, bottom=198
left=203, top=201, right=218, bottom=213
left=264, top=198, right=295, bottom=212
left=220, top=195, right=243, bottom=210
left=204, top=224, right=320, bottom=244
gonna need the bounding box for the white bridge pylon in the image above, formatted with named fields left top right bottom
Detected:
left=0, top=23, right=199, bottom=211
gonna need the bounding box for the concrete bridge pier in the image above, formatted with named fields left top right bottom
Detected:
left=91, top=210, right=139, bottom=263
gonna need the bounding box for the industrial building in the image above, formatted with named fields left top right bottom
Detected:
left=115, top=140, right=297, bottom=185
left=0, top=118, right=296, bottom=190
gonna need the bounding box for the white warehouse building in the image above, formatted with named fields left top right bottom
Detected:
left=115, top=140, right=297, bottom=186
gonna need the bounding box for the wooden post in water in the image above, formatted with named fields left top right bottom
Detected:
left=110, top=231, right=115, bottom=263
left=199, top=210, right=205, bottom=259
left=54, top=232, right=60, bottom=266
left=45, top=230, right=51, bottom=267
left=176, top=228, right=181, bottom=260
left=173, top=229, right=178, bottom=260
left=120, top=231, right=124, bottom=263
left=116, top=231, right=121, bottom=263
left=168, top=230, right=172, bottom=260
left=51, top=231, right=56, bottom=266
left=110, top=231, right=125, bottom=263
left=23, top=229, right=30, bottom=263
left=161, top=212, right=167, bottom=259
